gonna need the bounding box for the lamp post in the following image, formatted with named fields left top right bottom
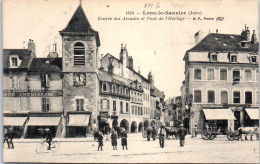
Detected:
left=186, top=94, right=193, bottom=137
left=191, top=111, right=194, bottom=138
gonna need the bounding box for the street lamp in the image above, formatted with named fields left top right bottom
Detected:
left=191, top=111, right=194, bottom=138
left=186, top=94, right=193, bottom=137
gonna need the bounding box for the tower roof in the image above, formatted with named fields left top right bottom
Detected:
left=60, top=4, right=100, bottom=46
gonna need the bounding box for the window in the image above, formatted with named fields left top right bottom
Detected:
left=210, top=53, right=217, bottom=62
left=256, top=92, right=259, bottom=104
left=125, top=88, right=129, bottom=95
left=233, top=91, right=240, bottom=103
left=207, top=68, right=214, bottom=80
left=208, top=90, right=215, bottom=103
left=42, top=98, right=50, bottom=112
left=102, top=83, right=107, bottom=92
left=230, top=54, right=237, bottom=62
left=245, top=69, right=252, bottom=81
left=112, top=85, right=116, bottom=93
left=221, top=91, right=228, bottom=104
left=135, top=106, right=137, bottom=115
left=9, top=98, right=20, bottom=112
left=140, top=94, right=143, bottom=102
left=74, top=42, right=85, bottom=66
left=233, top=69, right=240, bottom=81
left=194, top=68, right=202, bottom=80
left=119, top=86, right=123, bottom=95
left=194, top=90, right=201, bottom=103
left=220, top=69, right=227, bottom=81
left=134, top=92, right=136, bottom=101
left=132, top=106, right=134, bottom=114
left=250, top=55, right=257, bottom=63
left=76, top=99, right=84, bottom=111
left=120, top=101, right=123, bottom=114
left=256, top=69, right=259, bottom=81
left=113, top=100, right=116, bottom=111
left=141, top=107, right=143, bottom=115
left=245, top=91, right=252, bottom=104
left=101, top=99, right=109, bottom=110
left=41, top=74, right=49, bottom=88
left=10, top=77, right=19, bottom=89
left=126, top=103, right=129, bottom=113
left=11, top=57, right=18, bottom=66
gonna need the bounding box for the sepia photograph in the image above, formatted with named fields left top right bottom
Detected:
left=2, top=0, right=259, bottom=163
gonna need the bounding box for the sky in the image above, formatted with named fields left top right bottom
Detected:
left=2, top=0, right=259, bottom=99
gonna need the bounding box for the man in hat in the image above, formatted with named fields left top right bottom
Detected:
left=177, top=124, right=187, bottom=147
left=43, top=128, right=53, bottom=150
left=159, top=124, right=166, bottom=148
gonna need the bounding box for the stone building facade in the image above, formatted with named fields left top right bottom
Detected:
left=183, top=27, right=259, bottom=133
left=2, top=3, right=165, bottom=137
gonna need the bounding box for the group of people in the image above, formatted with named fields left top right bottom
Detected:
left=3, top=127, right=14, bottom=149
left=96, top=128, right=128, bottom=151
left=145, top=124, right=188, bottom=148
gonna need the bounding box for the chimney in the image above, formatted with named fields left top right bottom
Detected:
left=246, top=27, right=250, bottom=41
left=194, top=30, right=203, bottom=45
left=28, top=39, right=36, bottom=53
left=47, top=43, right=58, bottom=58
left=251, top=30, right=257, bottom=44
left=108, top=58, right=114, bottom=74
left=216, top=29, right=218, bottom=33
left=128, top=56, right=133, bottom=69
left=100, top=54, right=104, bottom=69
left=138, top=67, right=140, bottom=74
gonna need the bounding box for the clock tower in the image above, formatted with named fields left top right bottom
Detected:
left=59, top=3, right=100, bottom=137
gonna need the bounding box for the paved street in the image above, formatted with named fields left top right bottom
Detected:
left=3, top=134, right=259, bottom=163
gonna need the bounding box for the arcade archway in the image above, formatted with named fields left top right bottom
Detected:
left=131, top=121, right=137, bottom=133
left=120, top=119, right=129, bottom=132
left=144, top=120, right=150, bottom=129
left=138, top=122, right=143, bottom=132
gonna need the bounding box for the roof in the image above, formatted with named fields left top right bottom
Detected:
left=97, top=70, right=127, bottom=86
left=29, top=58, right=62, bottom=73
left=3, top=49, right=33, bottom=69
left=151, top=85, right=165, bottom=99
left=189, top=33, right=259, bottom=52
left=60, top=5, right=100, bottom=47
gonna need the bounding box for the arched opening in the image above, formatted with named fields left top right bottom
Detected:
left=131, top=121, right=137, bottom=133
left=112, top=119, right=118, bottom=130
left=138, top=122, right=143, bottom=132
left=120, top=119, right=129, bottom=133
left=74, top=42, right=85, bottom=66
left=99, top=118, right=110, bottom=134
left=144, top=120, right=150, bottom=129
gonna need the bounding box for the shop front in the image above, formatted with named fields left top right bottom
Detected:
left=244, top=107, right=259, bottom=127
left=202, top=108, right=236, bottom=132
left=3, top=113, right=28, bottom=138
left=25, top=112, right=62, bottom=138
left=66, top=111, right=91, bottom=137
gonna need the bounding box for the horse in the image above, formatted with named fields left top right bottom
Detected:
left=237, top=127, right=259, bottom=141
left=165, top=127, right=179, bottom=140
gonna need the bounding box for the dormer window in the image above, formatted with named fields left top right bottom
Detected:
left=41, top=74, right=50, bottom=88
left=210, top=53, right=218, bottom=62
left=11, top=57, right=18, bottom=66
left=230, top=54, right=238, bottom=63
left=112, top=84, right=116, bottom=93
left=102, top=82, right=107, bottom=92
left=241, top=41, right=250, bottom=48
left=250, top=55, right=257, bottom=63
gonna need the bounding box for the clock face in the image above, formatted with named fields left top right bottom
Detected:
left=73, top=73, right=86, bottom=86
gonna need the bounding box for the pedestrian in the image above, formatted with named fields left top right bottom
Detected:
left=97, top=132, right=103, bottom=151
left=146, top=127, right=152, bottom=141
left=194, top=125, right=197, bottom=137
left=121, top=129, right=128, bottom=150
left=8, top=127, right=14, bottom=149
left=178, top=124, right=187, bottom=147
left=152, top=126, right=157, bottom=141
left=159, top=125, right=166, bottom=148
left=3, top=128, right=10, bottom=148
left=110, top=131, right=118, bottom=150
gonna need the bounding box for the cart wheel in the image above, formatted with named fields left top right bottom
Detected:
left=201, top=131, right=209, bottom=140
left=227, top=132, right=235, bottom=141
left=36, top=143, right=44, bottom=154
left=209, top=134, right=215, bottom=140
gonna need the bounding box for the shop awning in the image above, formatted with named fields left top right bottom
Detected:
left=202, top=108, right=236, bottom=120
left=245, top=108, right=259, bottom=120
left=67, top=114, right=90, bottom=126
left=3, top=117, right=27, bottom=126
left=26, top=117, right=61, bottom=126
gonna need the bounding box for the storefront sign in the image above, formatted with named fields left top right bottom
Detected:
left=3, top=90, right=62, bottom=97
left=191, top=82, right=258, bottom=88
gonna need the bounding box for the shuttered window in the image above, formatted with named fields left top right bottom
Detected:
left=208, top=90, right=215, bottom=103
left=245, top=69, right=252, bottom=81
left=220, top=69, right=227, bottom=81
left=42, top=98, right=50, bottom=112
left=221, top=91, right=228, bottom=104
left=74, top=42, right=85, bottom=66
left=76, top=99, right=84, bottom=111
